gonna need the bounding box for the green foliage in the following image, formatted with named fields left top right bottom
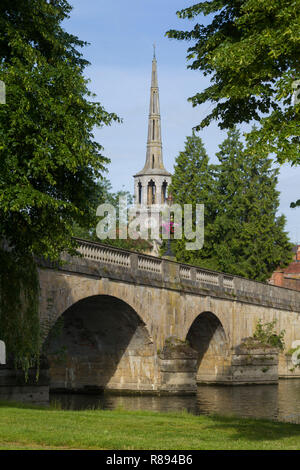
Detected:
left=286, top=345, right=300, bottom=373
left=253, top=319, right=285, bottom=351
left=167, top=1, right=300, bottom=166
left=72, top=178, right=153, bottom=253
left=207, top=127, right=292, bottom=280
left=0, top=248, right=40, bottom=377
left=286, top=346, right=300, bottom=356
left=169, top=128, right=293, bottom=281
left=1, top=406, right=300, bottom=449
left=101, top=236, right=153, bottom=253
left=166, top=131, right=217, bottom=265
left=0, top=0, right=119, bottom=261
left=0, top=1, right=118, bottom=371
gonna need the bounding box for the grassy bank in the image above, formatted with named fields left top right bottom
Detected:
left=0, top=401, right=300, bottom=450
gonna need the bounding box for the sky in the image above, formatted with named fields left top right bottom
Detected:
left=64, top=0, right=299, bottom=242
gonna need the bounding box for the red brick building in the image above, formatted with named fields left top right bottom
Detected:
left=269, top=245, right=300, bottom=291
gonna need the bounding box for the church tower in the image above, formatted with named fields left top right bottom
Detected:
left=134, top=49, right=172, bottom=209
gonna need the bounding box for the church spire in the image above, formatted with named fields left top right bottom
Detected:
left=135, top=50, right=171, bottom=177
left=134, top=50, right=171, bottom=208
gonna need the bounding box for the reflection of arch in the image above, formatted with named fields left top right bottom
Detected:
left=186, top=311, right=229, bottom=383
left=147, top=179, right=156, bottom=205
left=44, top=295, right=157, bottom=393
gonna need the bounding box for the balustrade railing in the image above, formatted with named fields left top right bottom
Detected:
left=196, top=269, right=219, bottom=286
left=223, top=275, right=234, bottom=290
left=138, top=255, right=162, bottom=274
left=180, top=266, right=191, bottom=280
left=77, top=240, right=130, bottom=268
left=73, top=239, right=300, bottom=313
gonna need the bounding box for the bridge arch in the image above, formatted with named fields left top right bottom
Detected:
left=186, top=311, right=231, bottom=383
left=43, top=294, right=159, bottom=393
left=40, top=274, right=152, bottom=329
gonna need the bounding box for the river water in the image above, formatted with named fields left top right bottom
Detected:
left=50, top=379, right=300, bottom=424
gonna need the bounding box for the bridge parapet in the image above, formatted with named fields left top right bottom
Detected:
left=46, top=238, right=300, bottom=314
left=38, top=238, right=300, bottom=391
left=77, top=240, right=131, bottom=268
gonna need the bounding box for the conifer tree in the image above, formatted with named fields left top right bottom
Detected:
left=168, top=132, right=217, bottom=265
left=170, top=128, right=293, bottom=281
left=211, top=127, right=292, bottom=281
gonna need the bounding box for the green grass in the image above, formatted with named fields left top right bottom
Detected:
left=0, top=401, right=300, bottom=450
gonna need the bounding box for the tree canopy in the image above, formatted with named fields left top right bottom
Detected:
left=72, top=178, right=152, bottom=253
left=167, top=1, right=300, bottom=166
left=167, top=132, right=217, bottom=265
left=0, top=0, right=119, bottom=260
left=169, top=129, right=293, bottom=282
left=0, top=0, right=119, bottom=371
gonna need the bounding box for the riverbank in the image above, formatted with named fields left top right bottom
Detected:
left=0, top=401, right=300, bottom=450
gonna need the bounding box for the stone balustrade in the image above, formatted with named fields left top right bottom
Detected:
left=179, top=266, right=191, bottom=280
left=196, top=269, right=219, bottom=286
left=223, top=275, right=234, bottom=290
left=77, top=240, right=131, bottom=268
left=138, top=255, right=162, bottom=274
left=53, top=238, right=300, bottom=314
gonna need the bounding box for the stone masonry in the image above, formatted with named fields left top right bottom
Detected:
left=38, top=239, right=300, bottom=394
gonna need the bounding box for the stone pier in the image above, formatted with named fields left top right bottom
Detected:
left=37, top=239, right=300, bottom=394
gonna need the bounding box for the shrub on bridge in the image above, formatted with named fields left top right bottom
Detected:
left=253, top=319, right=285, bottom=351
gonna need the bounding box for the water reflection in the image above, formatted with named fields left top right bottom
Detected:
left=50, top=379, right=300, bottom=424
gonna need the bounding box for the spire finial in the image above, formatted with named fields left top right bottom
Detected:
left=153, top=42, right=156, bottom=59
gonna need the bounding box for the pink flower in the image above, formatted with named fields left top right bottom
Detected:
left=161, top=221, right=178, bottom=234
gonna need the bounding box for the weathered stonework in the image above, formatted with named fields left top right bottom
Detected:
left=45, top=295, right=159, bottom=393
left=37, top=239, right=300, bottom=394
left=230, top=340, right=279, bottom=384
left=159, top=337, right=198, bottom=394
left=279, top=353, right=300, bottom=378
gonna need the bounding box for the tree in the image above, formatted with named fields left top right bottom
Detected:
left=0, top=0, right=119, bottom=260
left=0, top=1, right=118, bottom=371
left=170, top=128, right=293, bottom=281
left=167, top=132, right=217, bottom=266
left=167, top=1, right=300, bottom=166
left=72, top=178, right=152, bottom=253
left=210, top=127, right=292, bottom=280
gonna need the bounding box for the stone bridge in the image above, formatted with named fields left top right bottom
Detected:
left=38, top=238, right=300, bottom=394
